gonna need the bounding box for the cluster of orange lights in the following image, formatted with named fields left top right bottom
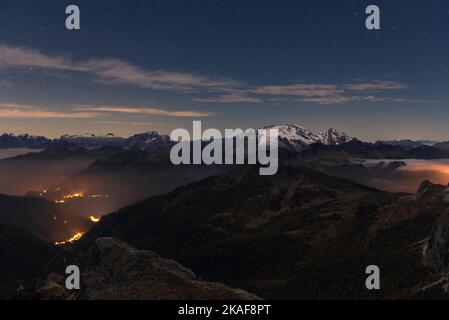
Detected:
left=54, top=192, right=84, bottom=204
left=51, top=191, right=104, bottom=245
left=54, top=232, right=85, bottom=246
left=53, top=216, right=101, bottom=246
left=63, top=193, right=84, bottom=199
left=54, top=192, right=110, bottom=204
left=89, top=216, right=101, bottom=223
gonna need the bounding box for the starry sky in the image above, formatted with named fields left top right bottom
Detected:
left=1, top=0, right=449, bottom=140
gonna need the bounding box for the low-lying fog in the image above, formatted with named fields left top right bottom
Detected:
left=362, top=160, right=449, bottom=194
left=0, top=159, right=93, bottom=196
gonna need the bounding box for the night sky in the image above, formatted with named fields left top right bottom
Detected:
left=1, top=0, right=449, bottom=140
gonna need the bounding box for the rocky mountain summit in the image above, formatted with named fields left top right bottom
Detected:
left=27, top=238, right=260, bottom=300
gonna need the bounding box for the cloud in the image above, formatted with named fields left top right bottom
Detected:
left=84, top=58, right=241, bottom=92
left=194, top=93, right=262, bottom=103
left=75, top=105, right=214, bottom=117
left=87, top=120, right=161, bottom=126
left=0, top=45, right=82, bottom=71
left=0, top=44, right=412, bottom=106
left=0, top=103, right=96, bottom=119
left=198, top=81, right=409, bottom=105
left=253, top=84, right=343, bottom=97
left=251, top=81, right=408, bottom=105
left=0, top=103, right=212, bottom=119
left=297, top=96, right=352, bottom=105
left=0, top=44, right=241, bottom=92
left=297, top=95, right=385, bottom=105
left=387, top=97, right=439, bottom=103
left=345, top=81, right=408, bottom=91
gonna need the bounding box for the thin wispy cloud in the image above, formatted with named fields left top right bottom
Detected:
left=87, top=120, right=162, bottom=127
left=297, top=95, right=437, bottom=105
left=75, top=105, right=213, bottom=117
left=84, top=58, right=241, bottom=92
left=345, top=81, right=408, bottom=91
left=297, top=95, right=384, bottom=105
left=197, top=82, right=409, bottom=105
left=0, top=103, right=96, bottom=119
left=250, top=81, right=408, bottom=105
left=194, top=93, right=263, bottom=103
left=0, top=45, right=84, bottom=71
left=253, top=84, right=343, bottom=97
left=0, top=44, right=241, bottom=93
left=0, top=103, right=212, bottom=119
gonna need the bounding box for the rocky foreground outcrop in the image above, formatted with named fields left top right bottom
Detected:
left=30, top=238, right=260, bottom=300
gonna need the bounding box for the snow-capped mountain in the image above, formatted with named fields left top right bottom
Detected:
left=127, top=131, right=170, bottom=146
left=58, top=131, right=172, bottom=149
left=0, top=131, right=173, bottom=150
left=0, top=126, right=352, bottom=151
left=60, top=133, right=119, bottom=140
left=59, top=131, right=174, bottom=149
left=0, top=133, right=52, bottom=149
left=126, top=131, right=173, bottom=151
left=265, top=125, right=320, bottom=145
left=263, top=124, right=353, bottom=150
left=316, top=128, right=353, bottom=146
left=59, top=133, right=125, bottom=148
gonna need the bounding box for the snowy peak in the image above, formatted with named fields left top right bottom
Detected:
left=125, top=131, right=172, bottom=150
left=263, top=124, right=353, bottom=149
left=264, top=124, right=320, bottom=145
left=316, top=128, right=352, bottom=145
left=60, top=133, right=119, bottom=140
left=127, top=131, right=170, bottom=144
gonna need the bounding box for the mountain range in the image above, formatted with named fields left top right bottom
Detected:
left=1, top=125, right=352, bottom=151
left=0, top=131, right=173, bottom=150
left=3, top=124, right=449, bottom=300
left=4, top=125, right=449, bottom=156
